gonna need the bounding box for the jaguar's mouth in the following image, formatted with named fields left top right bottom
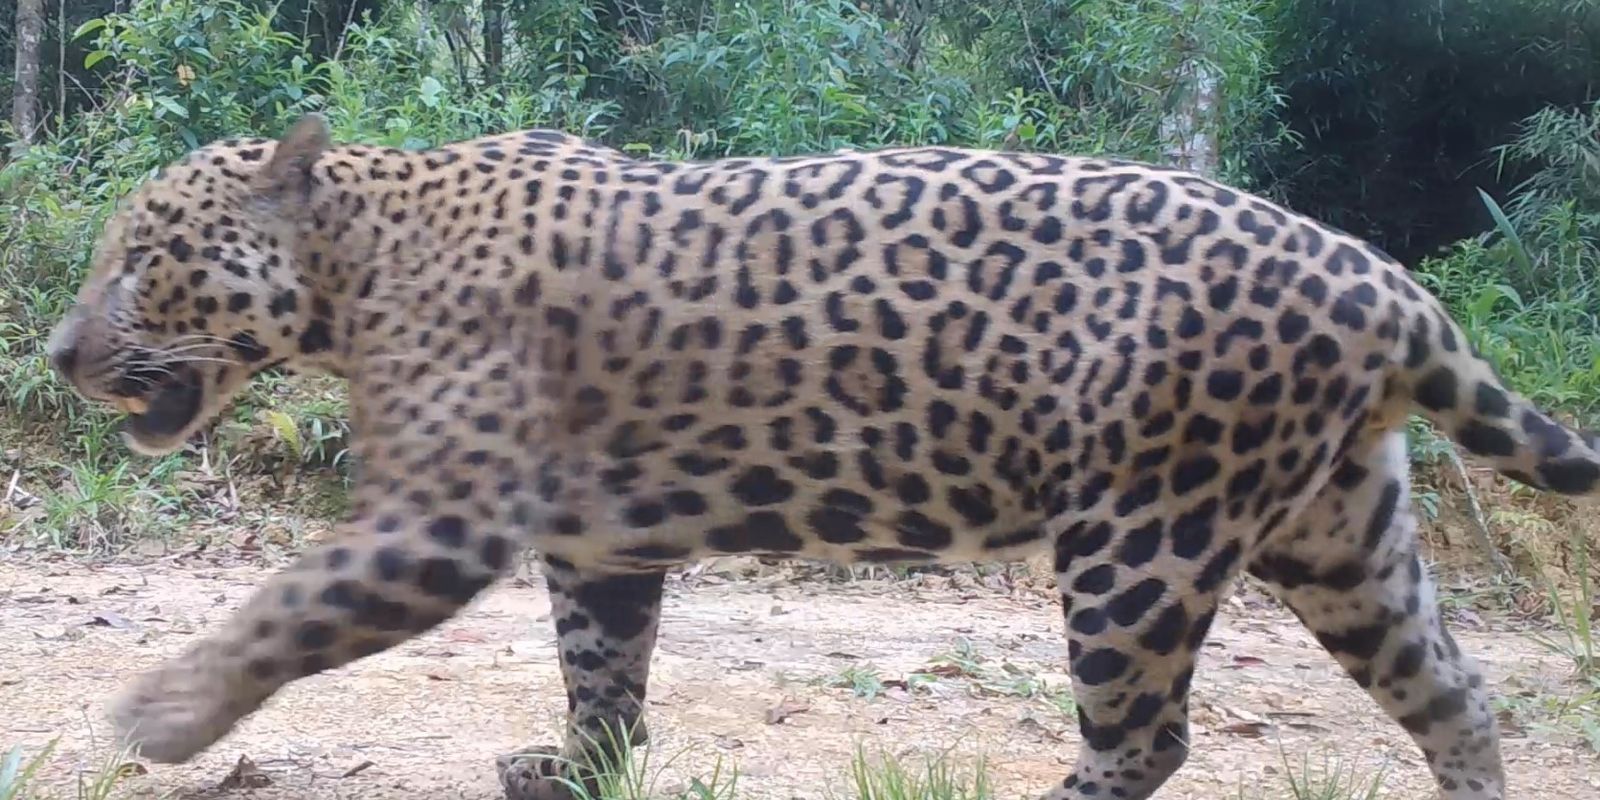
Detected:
left=119, top=363, right=204, bottom=449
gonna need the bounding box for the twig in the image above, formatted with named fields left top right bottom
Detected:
left=330, top=0, right=363, bottom=64
left=3, top=469, right=38, bottom=507
left=340, top=760, right=376, bottom=778
left=1011, top=0, right=1059, bottom=103
left=1445, top=444, right=1513, bottom=577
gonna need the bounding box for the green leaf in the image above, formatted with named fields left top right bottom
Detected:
left=153, top=95, right=189, bottom=119
left=418, top=75, right=445, bottom=109
left=83, top=50, right=112, bottom=70
left=72, top=18, right=108, bottom=39
left=1476, top=187, right=1535, bottom=281
left=264, top=410, right=303, bottom=462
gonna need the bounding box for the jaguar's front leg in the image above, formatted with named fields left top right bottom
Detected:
left=108, top=493, right=518, bottom=762
left=109, top=351, right=544, bottom=763
left=498, top=558, right=667, bottom=800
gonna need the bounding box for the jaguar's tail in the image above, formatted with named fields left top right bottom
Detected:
left=1397, top=290, right=1600, bottom=497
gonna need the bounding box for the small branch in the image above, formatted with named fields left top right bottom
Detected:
left=4, top=468, right=39, bottom=507
left=330, top=0, right=363, bottom=64
left=1010, top=0, right=1059, bottom=104
left=1445, top=445, right=1513, bottom=578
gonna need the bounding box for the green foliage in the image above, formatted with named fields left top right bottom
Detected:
left=1262, top=0, right=1600, bottom=262
left=319, top=3, right=615, bottom=147
left=946, top=0, right=1290, bottom=184
left=620, top=0, right=943, bottom=155
left=0, top=738, right=139, bottom=800
left=1, top=0, right=1598, bottom=576
left=76, top=0, right=323, bottom=150
left=846, top=746, right=993, bottom=800
left=1233, top=749, right=1388, bottom=800
left=1413, top=102, right=1600, bottom=424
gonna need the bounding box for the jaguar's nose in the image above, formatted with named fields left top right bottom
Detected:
left=46, top=307, right=83, bottom=381
left=50, top=342, right=79, bottom=378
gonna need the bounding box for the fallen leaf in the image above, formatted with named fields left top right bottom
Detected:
left=764, top=698, right=809, bottom=725
left=341, top=760, right=375, bottom=778
left=917, top=663, right=975, bottom=679
left=1219, top=721, right=1272, bottom=738
left=1016, top=714, right=1065, bottom=742
left=31, top=624, right=73, bottom=641
left=1283, top=721, right=1330, bottom=733
left=88, top=611, right=136, bottom=629
left=217, top=755, right=272, bottom=789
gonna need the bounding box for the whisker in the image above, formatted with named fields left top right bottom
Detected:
left=156, top=343, right=225, bottom=358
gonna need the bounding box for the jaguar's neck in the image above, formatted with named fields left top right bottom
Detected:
left=283, top=145, right=452, bottom=380
left=283, top=138, right=598, bottom=382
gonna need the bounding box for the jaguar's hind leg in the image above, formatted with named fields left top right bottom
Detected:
left=498, top=559, right=666, bottom=800
left=1250, top=431, right=1505, bottom=799
left=1044, top=519, right=1237, bottom=800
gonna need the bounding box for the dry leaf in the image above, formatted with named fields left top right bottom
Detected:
left=1219, top=721, right=1272, bottom=738
left=341, top=760, right=376, bottom=778
left=217, top=755, right=272, bottom=789
left=918, top=663, right=975, bottom=679
left=764, top=698, right=809, bottom=724
left=32, top=624, right=73, bottom=641
left=89, top=611, right=135, bottom=629
left=1016, top=714, right=1065, bottom=742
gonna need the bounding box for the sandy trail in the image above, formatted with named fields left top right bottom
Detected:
left=2, top=555, right=1595, bottom=799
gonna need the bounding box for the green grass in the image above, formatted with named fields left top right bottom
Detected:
left=1234, top=750, right=1389, bottom=800
left=1493, top=524, right=1600, bottom=753
left=0, top=740, right=144, bottom=800
left=922, top=639, right=1077, bottom=717
left=842, top=748, right=992, bottom=800
left=0, top=725, right=1467, bottom=800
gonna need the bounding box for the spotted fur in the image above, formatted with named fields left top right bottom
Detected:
left=49, top=113, right=1600, bottom=800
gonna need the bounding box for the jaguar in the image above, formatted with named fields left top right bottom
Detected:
left=47, top=112, right=1600, bottom=799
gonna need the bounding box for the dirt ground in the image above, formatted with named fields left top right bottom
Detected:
left=3, top=552, right=1597, bottom=800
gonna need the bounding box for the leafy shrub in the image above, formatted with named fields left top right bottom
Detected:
left=1414, top=102, right=1600, bottom=424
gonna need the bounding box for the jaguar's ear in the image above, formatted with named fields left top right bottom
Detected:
left=254, top=113, right=331, bottom=203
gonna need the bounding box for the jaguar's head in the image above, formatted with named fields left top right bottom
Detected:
left=47, top=114, right=333, bottom=455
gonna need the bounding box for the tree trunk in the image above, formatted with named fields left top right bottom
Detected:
left=11, top=0, right=45, bottom=145
left=483, top=0, right=504, bottom=87
left=1160, top=1, right=1219, bottom=176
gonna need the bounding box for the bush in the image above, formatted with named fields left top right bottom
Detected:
left=1414, top=102, right=1600, bottom=424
